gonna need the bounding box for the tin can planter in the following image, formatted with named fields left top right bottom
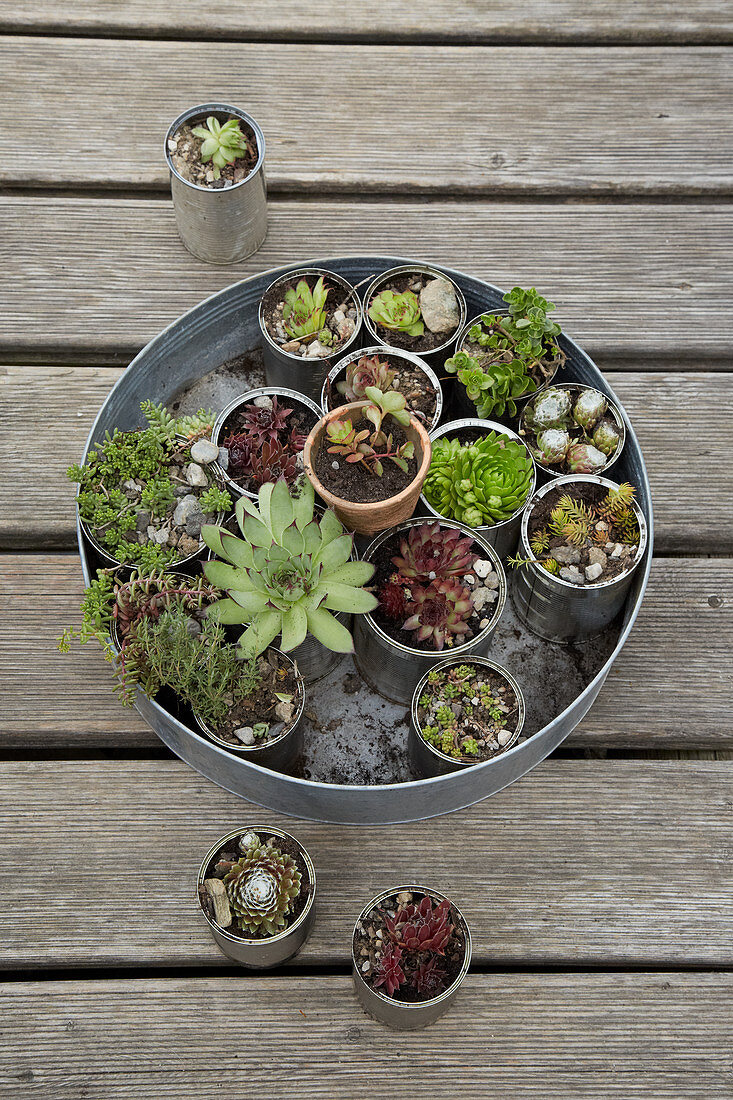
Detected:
left=449, top=311, right=565, bottom=424
left=408, top=656, right=525, bottom=778
left=193, top=648, right=306, bottom=771
left=259, top=269, right=363, bottom=403
left=518, top=383, right=626, bottom=479
left=353, top=518, right=506, bottom=704
left=211, top=387, right=321, bottom=500
left=363, top=264, right=467, bottom=366
left=320, top=345, right=444, bottom=433
left=511, top=474, right=649, bottom=643
left=419, top=417, right=536, bottom=559
left=303, top=402, right=432, bottom=537
left=351, top=885, right=472, bottom=1030
left=197, top=826, right=316, bottom=968
left=165, top=103, right=267, bottom=265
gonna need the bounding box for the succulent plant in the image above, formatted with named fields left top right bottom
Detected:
left=445, top=351, right=536, bottom=420
left=374, top=944, right=406, bottom=996
left=335, top=354, right=397, bottom=401
left=238, top=397, right=295, bottom=443
left=368, top=289, right=424, bottom=336
left=325, top=387, right=414, bottom=477
left=283, top=277, right=333, bottom=343
left=423, top=433, right=534, bottom=527
left=191, top=116, right=251, bottom=179
left=566, top=442, right=608, bottom=474
left=525, top=387, right=572, bottom=430
left=592, top=419, right=621, bottom=456
left=533, top=427, right=571, bottom=466
left=402, top=579, right=474, bottom=650
left=222, top=835, right=302, bottom=936
left=378, top=581, right=409, bottom=621
left=385, top=895, right=453, bottom=955
left=391, top=522, right=478, bottom=583
left=573, top=389, right=607, bottom=431
left=202, top=477, right=377, bottom=657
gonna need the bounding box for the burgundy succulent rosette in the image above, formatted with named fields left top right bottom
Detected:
left=372, top=895, right=455, bottom=1000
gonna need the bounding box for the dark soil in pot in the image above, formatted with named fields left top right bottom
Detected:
left=354, top=889, right=466, bottom=1003
left=219, top=395, right=318, bottom=495
left=261, top=274, right=358, bottom=359
left=168, top=114, right=258, bottom=188
left=416, top=663, right=520, bottom=763
left=314, top=420, right=417, bottom=504
left=369, top=272, right=461, bottom=353
left=326, top=358, right=439, bottom=428
left=204, top=649, right=303, bottom=749
left=198, top=829, right=310, bottom=937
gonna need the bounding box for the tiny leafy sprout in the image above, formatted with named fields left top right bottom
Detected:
left=419, top=693, right=432, bottom=709
left=283, top=276, right=331, bottom=343
left=461, top=737, right=479, bottom=756
left=191, top=116, right=249, bottom=179
left=325, top=387, right=414, bottom=478
left=368, top=289, right=424, bottom=336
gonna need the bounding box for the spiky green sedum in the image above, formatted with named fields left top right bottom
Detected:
left=223, top=836, right=302, bottom=936
left=202, top=478, right=377, bottom=657
left=424, top=433, right=534, bottom=527
left=283, top=276, right=333, bottom=343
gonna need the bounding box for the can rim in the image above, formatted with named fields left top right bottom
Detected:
left=164, top=102, right=266, bottom=193
left=362, top=264, right=468, bottom=356
left=320, top=344, right=444, bottom=433
left=258, top=268, right=364, bottom=364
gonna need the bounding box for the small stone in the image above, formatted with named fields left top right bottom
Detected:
left=611, top=543, right=624, bottom=558
left=190, top=439, right=219, bottom=464
left=204, top=878, right=232, bottom=928
left=473, top=559, right=494, bottom=579
left=479, top=618, right=489, bottom=628
left=361, top=960, right=371, bottom=973
left=281, top=341, right=301, bottom=354
left=177, top=533, right=200, bottom=557
left=306, top=339, right=331, bottom=358
left=552, top=545, right=581, bottom=565
left=122, top=477, right=140, bottom=499
left=152, top=526, right=170, bottom=546
left=585, top=562, right=603, bottom=581
left=396, top=891, right=412, bottom=905
left=234, top=726, right=255, bottom=746
left=167, top=138, right=177, bottom=153
left=275, top=700, right=295, bottom=723
left=471, top=586, right=497, bottom=613
left=331, top=460, right=340, bottom=470
left=333, top=309, right=346, bottom=323
left=587, top=547, right=607, bottom=569
left=185, top=462, right=208, bottom=487
left=217, top=447, right=229, bottom=471
left=497, top=729, right=514, bottom=747
left=560, top=566, right=583, bottom=583
left=336, top=318, right=355, bottom=341
left=253, top=395, right=273, bottom=409
left=419, top=278, right=460, bottom=334
left=462, top=574, right=476, bottom=586
left=136, top=510, right=151, bottom=533
left=173, top=494, right=200, bottom=527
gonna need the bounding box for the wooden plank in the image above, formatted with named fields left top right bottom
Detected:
left=3, top=976, right=732, bottom=1100
left=3, top=367, right=730, bottom=553
left=1, top=554, right=731, bottom=751
left=2, top=976, right=732, bottom=1100
left=0, top=759, right=731, bottom=969
left=1, top=197, right=731, bottom=362
left=2, top=2, right=732, bottom=44
left=1, top=41, right=732, bottom=194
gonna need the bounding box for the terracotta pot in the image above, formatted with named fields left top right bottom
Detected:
left=303, top=401, right=432, bottom=536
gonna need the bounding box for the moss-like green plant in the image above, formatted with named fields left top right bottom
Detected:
left=202, top=477, right=377, bottom=657
left=191, top=116, right=250, bottom=179
left=283, top=276, right=334, bottom=344
left=368, top=289, right=424, bottom=336
left=423, top=432, right=534, bottom=527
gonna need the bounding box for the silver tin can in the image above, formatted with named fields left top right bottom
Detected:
left=362, top=264, right=467, bottom=364
left=419, top=417, right=536, bottom=559
left=320, top=344, right=444, bottom=433
left=518, top=382, right=627, bottom=480
left=211, top=386, right=321, bottom=500
left=259, top=268, right=363, bottom=402
left=449, top=311, right=563, bottom=423
left=353, top=518, right=506, bottom=705
left=511, top=474, right=649, bottom=643
left=165, top=103, right=267, bottom=265
left=351, top=885, right=471, bottom=1029
left=408, top=656, right=526, bottom=778
left=193, top=648, right=306, bottom=771
left=197, top=826, right=316, bottom=968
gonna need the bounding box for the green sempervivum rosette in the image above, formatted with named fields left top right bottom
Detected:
left=223, top=836, right=302, bottom=937
left=424, top=433, right=534, bottom=527
left=202, top=477, right=377, bottom=658
left=368, top=289, right=424, bottom=336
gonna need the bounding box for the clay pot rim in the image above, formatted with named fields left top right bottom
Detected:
left=303, top=400, right=432, bottom=514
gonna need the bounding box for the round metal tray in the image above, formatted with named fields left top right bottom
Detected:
left=77, top=255, right=653, bottom=824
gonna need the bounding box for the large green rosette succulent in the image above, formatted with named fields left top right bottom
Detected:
left=423, top=433, right=534, bottom=527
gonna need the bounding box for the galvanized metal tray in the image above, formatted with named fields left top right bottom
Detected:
left=78, top=256, right=653, bottom=824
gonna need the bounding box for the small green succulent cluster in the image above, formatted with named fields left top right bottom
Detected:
left=368, top=289, right=424, bottom=336
left=335, top=354, right=397, bottom=401
left=521, top=386, right=622, bottom=474
left=221, top=834, right=302, bottom=937
left=419, top=662, right=511, bottom=760
left=445, top=286, right=565, bottom=419
left=325, top=387, right=415, bottom=477
left=68, top=402, right=225, bottom=571
left=282, top=276, right=335, bottom=345
left=191, top=116, right=251, bottom=179
left=423, top=432, right=534, bottom=527
left=203, top=477, right=377, bottom=657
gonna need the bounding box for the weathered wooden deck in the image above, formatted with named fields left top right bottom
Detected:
left=1, top=6, right=732, bottom=1096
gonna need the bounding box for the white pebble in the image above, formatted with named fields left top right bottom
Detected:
left=497, top=729, right=514, bottom=747
left=473, top=559, right=493, bottom=579
left=585, top=562, right=603, bottom=582
left=185, top=462, right=208, bottom=487
left=190, top=439, right=219, bottom=464
left=253, top=395, right=273, bottom=409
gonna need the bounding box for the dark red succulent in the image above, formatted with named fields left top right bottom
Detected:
left=222, top=431, right=255, bottom=475
left=373, top=944, right=406, bottom=997
left=238, top=397, right=293, bottom=443
left=378, top=581, right=408, bottom=620
left=385, top=895, right=453, bottom=955
left=392, top=522, right=478, bottom=584
left=412, top=957, right=448, bottom=997
left=402, top=579, right=474, bottom=651
left=247, top=438, right=300, bottom=488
